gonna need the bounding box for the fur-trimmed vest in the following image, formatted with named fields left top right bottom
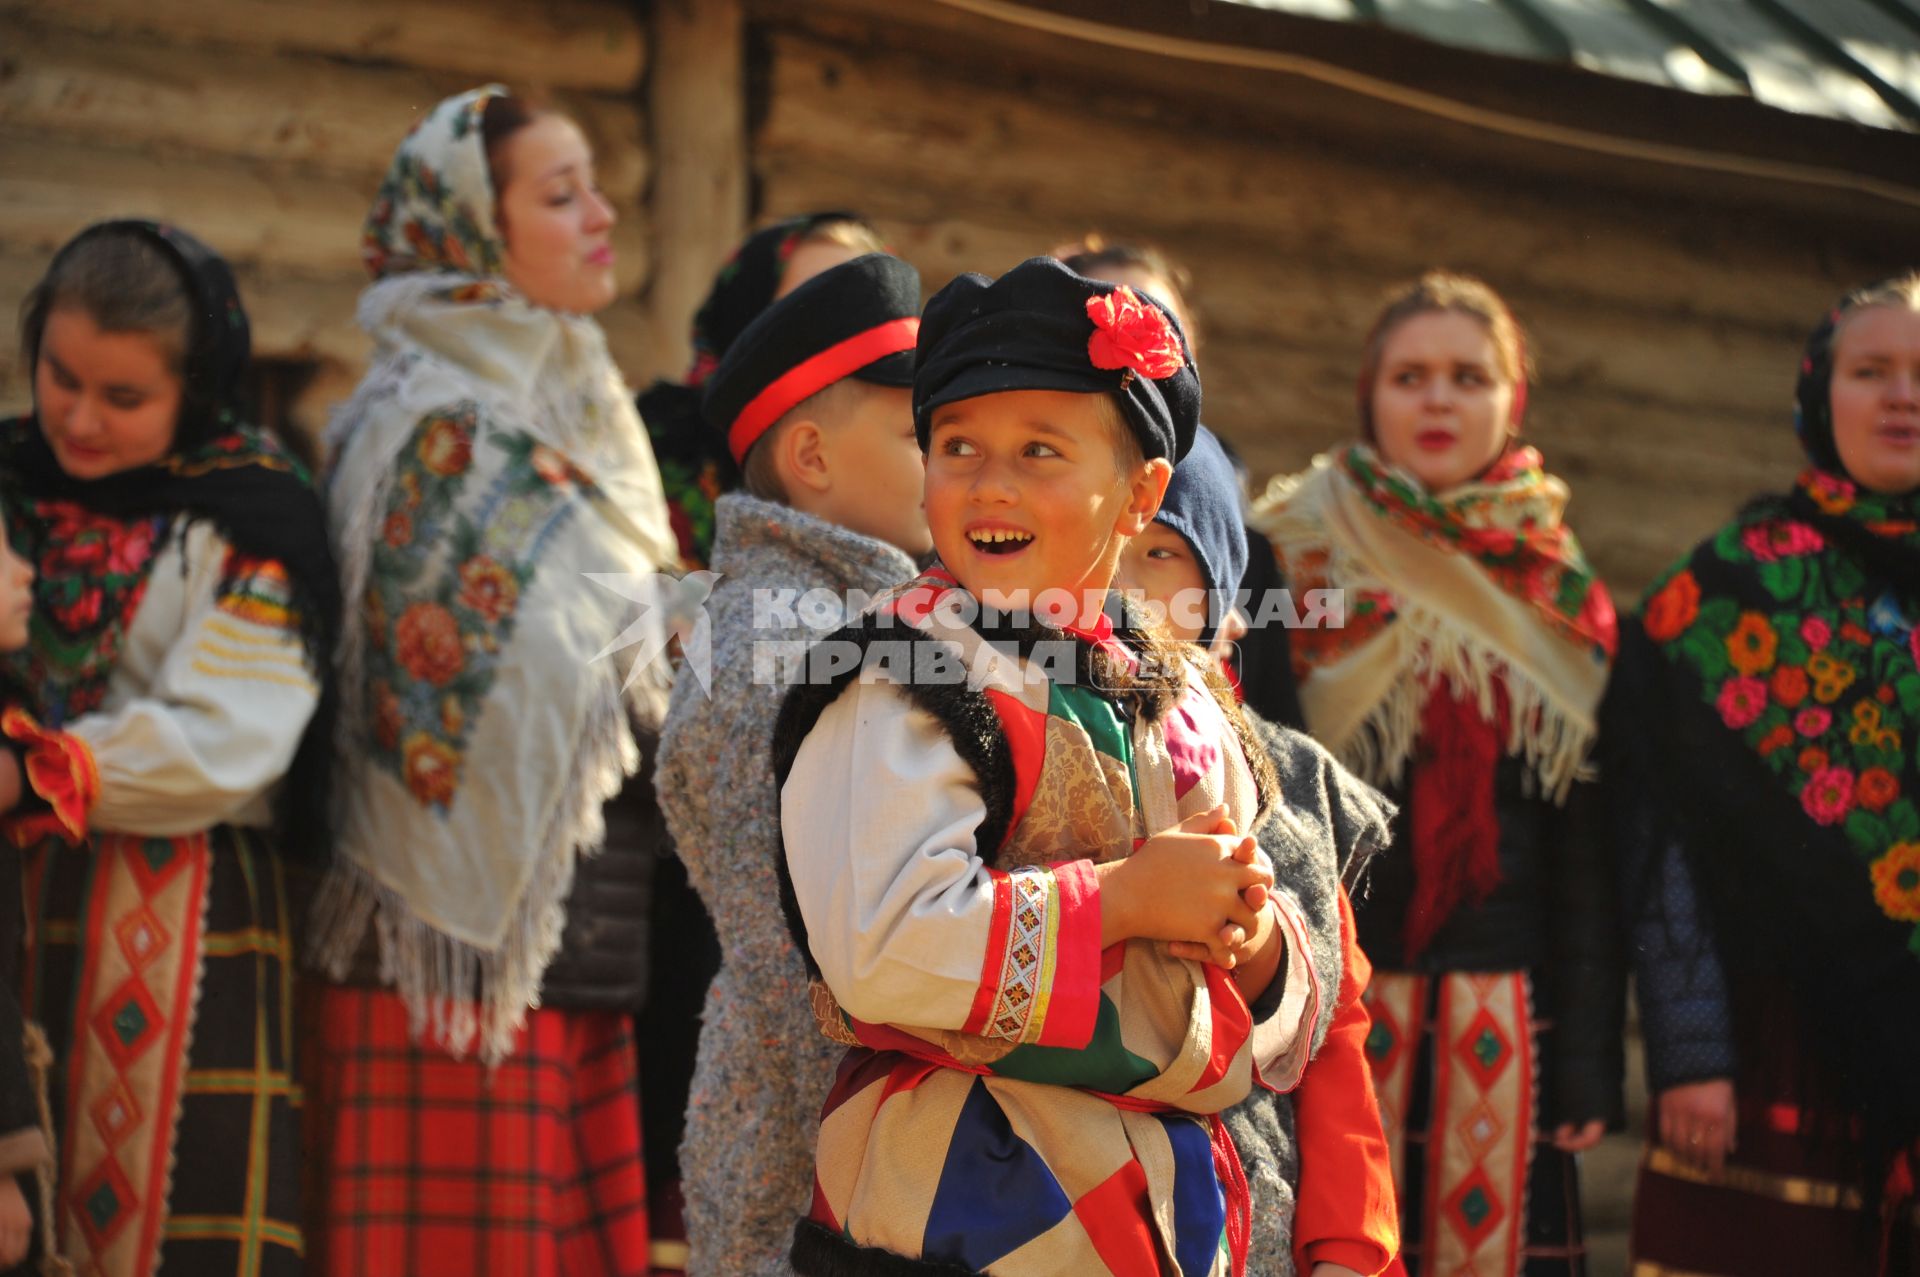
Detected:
left=771, top=578, right=1272, bottom=968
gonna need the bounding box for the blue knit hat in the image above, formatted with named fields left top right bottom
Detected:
left=1153, top=426, right=1247, bottom=643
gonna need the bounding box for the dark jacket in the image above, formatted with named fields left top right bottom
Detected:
left=537, top=746, right=661, bottom=1011
left=1354, top=756, right=1627, bottom=1130
left=1613, top=794, right=1738, bottom=1097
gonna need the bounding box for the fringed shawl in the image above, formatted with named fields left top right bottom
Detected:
left=1249, top=443, right=1615, bottom=802
left=309, top=87, right=678, bottom=1063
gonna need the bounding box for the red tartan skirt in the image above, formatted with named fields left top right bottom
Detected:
left=303, top=984, right=650, bottom=1277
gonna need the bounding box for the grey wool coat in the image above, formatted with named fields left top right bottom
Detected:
left=1232, top=712, right=1395, bottom=1275
left=656, top=493, right=917, bottom=1277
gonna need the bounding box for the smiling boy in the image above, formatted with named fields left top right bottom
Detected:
left=773, top=258, right=1327, bottom=1276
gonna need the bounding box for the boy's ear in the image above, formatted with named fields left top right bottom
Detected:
left=1115, top=457, right=1174, bottom=537
left=775, top=419, right=832, bottom=495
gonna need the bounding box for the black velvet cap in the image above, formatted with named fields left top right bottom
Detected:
left=702, top=252, right=921, bottom=463
left=913, top=256, right=1200, bottom=462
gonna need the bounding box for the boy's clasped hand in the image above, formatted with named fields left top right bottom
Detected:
left=1097, top=802, right=1275, bottom=972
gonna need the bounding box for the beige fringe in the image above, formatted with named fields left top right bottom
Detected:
left=1337, top=613, right=1594, bottom=804
left=1259, top=482, right=1595, bottom=805
left=23, top=1023, right=72, bottom=1277
left=313, top=306, right=646, bottom=1064
left=308, top=668, right=637, bottom=1065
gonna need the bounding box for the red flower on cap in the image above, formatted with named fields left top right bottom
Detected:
left=1086, top=286, right=1185, bottom=380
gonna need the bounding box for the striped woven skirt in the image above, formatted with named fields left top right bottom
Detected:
left=1363, top=970, right=1586, bottom=1277
left=23, top=827, right=305, bottom=1277
left=303, top=984, right=649, bottom=1277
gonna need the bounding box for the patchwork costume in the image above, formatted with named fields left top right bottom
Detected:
left=0, top=221, right=336, bottom=1277
left=1252, top=442, right=1623, bottom=1277
left=1609, top=287, right=1920, bottom=1275
left=775, top=573, right=1322, bottom=1275
left=305, top=87, right=677, bottom=1277
left=768, top=254, right=1338, bottom=1276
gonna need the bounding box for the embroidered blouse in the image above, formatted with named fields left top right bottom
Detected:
left=7, top=520, right=317, bottom=844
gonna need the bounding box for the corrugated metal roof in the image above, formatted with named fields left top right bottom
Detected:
left=1228, top=0, right=1920, bottom=128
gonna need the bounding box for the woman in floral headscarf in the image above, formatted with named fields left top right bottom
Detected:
left=304, top=87, right=677, bottom=1277
left=1609, top=274, right=1920, bottom=1276
left=0, top=219, right=335, bottom=1277
left=1250, top=272, right=1624, bottom=1277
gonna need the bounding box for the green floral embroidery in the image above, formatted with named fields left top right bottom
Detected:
left=1647, top=471, right=1920, bottom=943
left=1341, top=445, right=1612, bottom=660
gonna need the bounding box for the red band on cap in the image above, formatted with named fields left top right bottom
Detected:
left=727, top=316, right=921, bottom=463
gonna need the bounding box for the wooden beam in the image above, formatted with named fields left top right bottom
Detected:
left=0, top=127, right=651, bottom=291
left=0, top=0, right=645, bottom=92
left=0, top=21, right=649, bottom=199
left=753, top=35, right=1902, bottom=336
left=760, top=0, right=1920, bottom=238
left=640, top=0, right=749, bottom=388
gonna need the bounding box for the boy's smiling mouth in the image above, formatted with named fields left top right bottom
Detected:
left=965, top=523, right=1035, bottom=556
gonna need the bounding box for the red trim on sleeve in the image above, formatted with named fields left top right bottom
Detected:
left=1033, top=858, right=1102, bottom=1049
left=725, top=316, right=920, bottom=462
left=960, top=869, right=1014, bottom=1036
left=1257, top=893, right=1325, bottom=1094
left=2, top=707, right=100, bottom=848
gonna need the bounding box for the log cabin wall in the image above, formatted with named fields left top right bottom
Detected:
left=745, top=1, right=1918, bottom=595
left=2, top=0, right=1914, bottom=595
left=0, top=0, right=656, bottom=448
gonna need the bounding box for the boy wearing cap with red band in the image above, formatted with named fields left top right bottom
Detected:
left=703, top=253, right=931, bottom=564
left=655, top=253, right=932, bottom=1277
left=773, top=258, right=1332, bottom=1276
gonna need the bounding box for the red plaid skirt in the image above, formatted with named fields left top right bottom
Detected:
left=304, top=985, right=649, bottom=1277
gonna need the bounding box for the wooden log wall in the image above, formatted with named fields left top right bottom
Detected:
left=748, top=18, right=1915, bottom=594
left=0, top=0, right=652, bottom=443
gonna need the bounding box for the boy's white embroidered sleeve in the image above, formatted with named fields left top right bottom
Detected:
left=1250, top=885, right=1324, bottom=1090
left=63, top=532, right=318, bottom=836
left=781, top=679, right=1004, bottom=1030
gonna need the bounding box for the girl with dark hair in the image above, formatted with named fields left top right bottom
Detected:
left=1610, top=274, right=1920, bottom=1275
left=1251, top=272, right=1624, bottom=1276
left=1057, top=236, right=1305, bottom=730
left=0, top=218, right=336, bottom=1277
left=304, top=87, right=677, bottom=1277
left=637, top=212, right=887, bottom=569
